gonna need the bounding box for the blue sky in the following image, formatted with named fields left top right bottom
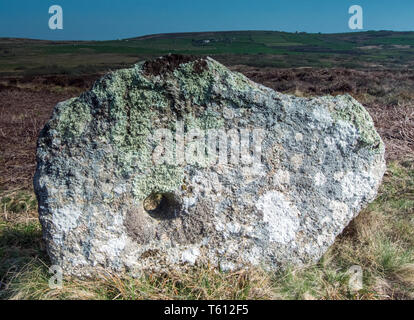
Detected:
left=0, top=0, right=413, bottom=40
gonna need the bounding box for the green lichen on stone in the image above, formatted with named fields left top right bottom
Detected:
left=224, top=71, right=253, bottom=93
left=132, top=164, right=184, bottom=201
left=173, top=61, right=214, bottom=105
left=332, top=94, right=383, bottom=152
left=91, top=67, right=171, bottom=178
left=182, top=109, right=224, bottom=131
left=171, top=59, right=253, bottom=104
left=200, top=109, right=225, bottom=130
left=56, top=98, right=91, bottom=141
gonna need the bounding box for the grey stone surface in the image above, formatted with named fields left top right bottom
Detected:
left=34, top=55, right=386, bottom=277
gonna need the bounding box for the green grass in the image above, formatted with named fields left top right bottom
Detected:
left=1, top=191, right=37, bottom=214
left=1, top=30, right=414, bottom=76
left=0, top=160, right=412, bottom=300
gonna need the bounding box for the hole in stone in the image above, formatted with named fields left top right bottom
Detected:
left=143, top=192, right=181, bottom=220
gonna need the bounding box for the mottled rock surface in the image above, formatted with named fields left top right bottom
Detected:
left=34, top=55, right=386, bottom=277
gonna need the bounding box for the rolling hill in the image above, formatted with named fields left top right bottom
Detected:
left=1, top=30, right=414, bottom=76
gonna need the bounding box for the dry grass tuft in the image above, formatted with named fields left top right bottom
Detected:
left=2, top=259, right=278, bottom=300
left=394, top=264, right=414, bottom=286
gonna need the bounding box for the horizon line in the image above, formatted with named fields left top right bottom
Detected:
left=1, top=29, right=414, bottom=42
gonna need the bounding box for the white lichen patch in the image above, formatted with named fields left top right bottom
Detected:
left=53, top=204, right=82, bottom=233
left=333, top=171, right=344, bottom=181
left=226, top=222, right=242, bottom=234
left=256, top=190, right=300, bottom=244
left=290, top=154, right=303, bottom=170
left=314, top=172, right=327, bottom=187
left=273, top=170, right=290, bottom=188
left=329, top=200, right=350, bottom=225
left=340, top=171, right=369, bottom=200
left=219, top=260, right=236, bottom=272
left=295, top=132, right=303, bottom=142
left=181, top=247, right=200, bottom=265
left=310, top=106, right=333, bottom=129
left=101, top=235, right=127, bottom=257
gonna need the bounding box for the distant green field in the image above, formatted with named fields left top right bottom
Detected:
left=1, top=30, right=414, bottom=76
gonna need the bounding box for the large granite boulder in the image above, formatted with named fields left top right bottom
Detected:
left=34, top=55, right=386, bottom=277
